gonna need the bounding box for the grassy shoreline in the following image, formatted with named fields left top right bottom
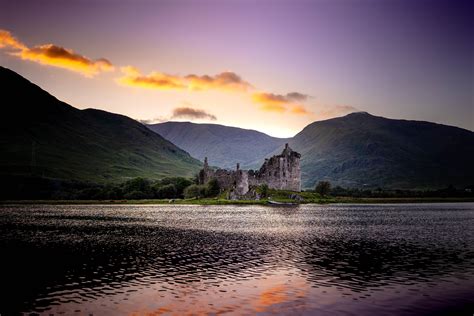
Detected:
left=1, top=197, right=473, bottom=205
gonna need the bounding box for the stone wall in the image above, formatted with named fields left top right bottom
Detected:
left=254, top=144, right=301, bottom=191
left=199, top=144, right=301, bottom=196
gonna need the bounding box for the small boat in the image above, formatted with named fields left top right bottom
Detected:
left=267, top=200, right=298, bottom=206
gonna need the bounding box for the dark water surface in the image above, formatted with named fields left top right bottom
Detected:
left=0, top=203, right=473, bottom=315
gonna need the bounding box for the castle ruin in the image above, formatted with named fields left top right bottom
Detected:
left=198, top=143, right=301, bottom=197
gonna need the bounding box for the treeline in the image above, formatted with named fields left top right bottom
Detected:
left=86, top=178, right=221, bottom=200
left=2, top=175, right=472, bottom=200
left=77, top=177, right=196, bottom=200
left=0, top=175, right=221, bottom=200
left=330, top=185, right=474, bottom=198
left=313, top=181, right=474, bottom=198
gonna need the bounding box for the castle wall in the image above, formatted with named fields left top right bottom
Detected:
left=255, top=151, right=301, bottom=191
left=199, top=144, right=301, bottom=196
left=235, top=170, right=249, bottom=195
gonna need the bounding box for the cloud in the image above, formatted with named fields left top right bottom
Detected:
left=258, top=102, right=288, bottom=113
left=139, top=101, right=217, bottom=124
left=286, top=92, right=310, bottom=102
left=117, top=66, right=186, bottom=90
left=1, top=29, right=318, bottom=117
left=252, top=92, right=311, bottom=114
left=317, top=105, right=358, bottom=118
left=138, top=116, right=168, bottom=124
left=290, top=105, right=311, bottom=115
left=117, top=67, right=252, bottom=92
left=16, top=44, right=114, bottom=77
left=171, top=107, right=217, bottom=120
left=0, top=30, right=27, bottom=50
left=0, top=29, right=113, bottom=77
left=185, top=71, right=252, bottom=91
left=252, top=92, right=290, bottom=107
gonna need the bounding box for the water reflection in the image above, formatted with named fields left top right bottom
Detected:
left=0, top=203, right=473, bottom=315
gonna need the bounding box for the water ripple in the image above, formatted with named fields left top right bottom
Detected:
left=0, top=203, right=473, bottom=315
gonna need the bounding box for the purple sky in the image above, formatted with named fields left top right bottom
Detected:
left=0, top=0, right=472, bottom=136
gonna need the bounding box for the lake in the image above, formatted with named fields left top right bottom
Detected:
left=0, top=203, right=473, bottom=315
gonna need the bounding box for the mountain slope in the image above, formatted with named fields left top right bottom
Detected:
left=282, top=112, right=474, bottom=189
left=148, top=121, right=288, bottom=169
left=151, top=113, right=474, bottom=190
left=0, top=66, right=201, bottom=184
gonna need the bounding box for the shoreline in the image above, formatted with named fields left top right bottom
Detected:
left=1, top=197, right=473, bottom=205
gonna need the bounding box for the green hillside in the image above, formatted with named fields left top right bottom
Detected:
left=148, top=121, right=287, bottom=169
left=151, top=114, right=474, bottom=190
left=285, top=112, right=474, bottom=189
left=0, top=67, right=201, bottom=184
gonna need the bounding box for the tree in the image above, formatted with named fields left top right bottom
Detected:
left=155, top=183, right=177, bottom=199
left=122, top=177, right=153, bottom=198
left=124, top=190, right=148, bottom=200
left=155, top=177, right=193, bottom=198
left=173, top=178, right=193, bottom=197
left=315, top=181, right=331, bottom=196
left=205, top=179, right=220, bottom=197
left=256, top=184, right=269, bottom=198
left=183, top=184, right=206, bottom=199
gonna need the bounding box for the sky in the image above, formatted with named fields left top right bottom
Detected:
left=0, top=0, right=472, bottom=137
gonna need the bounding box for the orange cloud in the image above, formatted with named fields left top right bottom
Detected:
left=252, top=92, right=311, bottom=114
left=16, top=44, right=113, bottom=77
left=252, top=92, right=289, bottom=107
left=0, top=30, right=26, bottom=50
left=117, top=66, right=186, bottom=90
left=117, top=67, right=252, bottom=92
left=291, top=104, right=311, bottom=114
left=0, top=29, right=113, bottom=77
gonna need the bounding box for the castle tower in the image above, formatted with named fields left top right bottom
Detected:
left=256, top=143, right=301, bottom=192
left=204, top=157, right=209, bottom=170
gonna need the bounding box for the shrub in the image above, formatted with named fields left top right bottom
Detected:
left=315, top=181, right=331, bottom=196
left=184, top=184, right=207, bottom=199
left=124, top=190, right=148, bottom=200
left=205, top=179, right=220, bottom=197
left=155, top=183, right=177, bottom=199
left=155, top=177, right=193, bottom=198
left=256, top=184, right=269, bottom=198
left=122, top=177, right=153, bottom=198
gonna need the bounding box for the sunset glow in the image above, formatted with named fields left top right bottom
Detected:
left=0, top=0, right=471, bottom=137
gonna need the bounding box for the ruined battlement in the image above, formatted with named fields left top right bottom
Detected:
left=198, top=143, right=301, bottom=196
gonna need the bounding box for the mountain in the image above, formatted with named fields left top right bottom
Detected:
left=282, top=112, right=474, bottom=189
left=148, top=121, right=288, bottom=169
left=2, top=66, right=471, bottom=192
left=150, top=113, right=474, bottom=190
left=0, top=66, right=201, bottom=185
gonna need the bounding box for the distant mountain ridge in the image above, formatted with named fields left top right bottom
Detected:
left=1, top=66, right=472, bottom=191
left=282, top=112, right=474, bottom=188
left=150, top=113, right=474, bottom=189
left=148, top=121, right=288, bottom=169
left=0, top=66, right=201, bottom=185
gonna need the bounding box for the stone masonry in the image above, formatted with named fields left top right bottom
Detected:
left=198, top=143, right=301, bottom=196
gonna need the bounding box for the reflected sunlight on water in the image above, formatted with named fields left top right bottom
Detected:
left=0, top=203, right=473, bottom=315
